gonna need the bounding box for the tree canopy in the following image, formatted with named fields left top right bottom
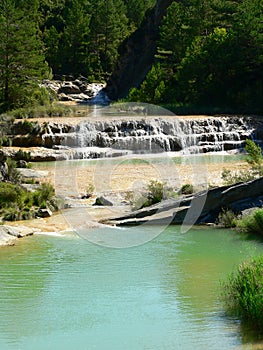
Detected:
left=0, top=0, right=262, bottom=113
left=128, top=0, right=263, bottom=113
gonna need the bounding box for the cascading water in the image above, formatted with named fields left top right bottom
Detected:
left=45, top=116, right=253, bottom=153
left=35, top=114, right=260, bottom=160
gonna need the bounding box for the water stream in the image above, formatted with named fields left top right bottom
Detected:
left=0, top=227, right=263, bottom=349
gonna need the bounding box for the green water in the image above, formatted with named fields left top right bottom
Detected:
left=32, top=152, right=246, bottom=169
left=0, top=226, right=263, bottom=350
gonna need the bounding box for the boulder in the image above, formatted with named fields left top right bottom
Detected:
left=16, top=160, right=27, bottom=168
left=58, top=82, right=81, bottom=94
left=58, top=93, right=73, bottom=101
left=0, top=150, right=7, bottom=162
left=38, top=208, right=53, bottom=218
left=0, top=162, right=8, bottom=181
left=106, top=177, right=263, bottom=226
left=0, top=228, right=17, bottom=246
left=18, top=168, right=49, bottom=179
left=94, top=196, right=113, bottom=206
left=0, top=225, right=34, bottom=246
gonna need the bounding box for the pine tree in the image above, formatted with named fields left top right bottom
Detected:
left=89, top=0, right=129, bottom=75
left=123, top=0, right=156, bottom=29
left=60, top=0, right=91, bottom=76
left=0, top=0, right=48, bottom=110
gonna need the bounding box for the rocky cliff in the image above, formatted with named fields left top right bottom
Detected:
left=105, top=0, right=174, bottom=100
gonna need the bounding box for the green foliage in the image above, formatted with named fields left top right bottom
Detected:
left=0, top=0, right=48, bottom=110
left=221, top=140, right=263, bottom=186
left=41, top=0, right=134, bottom=78
left=0, top=0, right=261, bottom=111
left=221, top=168, right=255, bottom=186
left=0, top=113, right=13, bottom=145
left=124, top=0, right=155, bottom=28
left=14, top=149, right=31, bottom=162
left=237, top=209, right=263, bottom=236
left=0, top=182, right=22, bottom=206
left=245, top=139, right=263, bottom=169
left=125, top=179, right=169, bottom=210
left=180, top=184, right=194, bottom=195
left=127, top=63, right=166, bottom=104
left=223, top=256, right=263, bottom=329
left=130, top=0, right=263, bottom=112
left=10, top=104, right=73, bottom=119
left=145, top=179, right=166, bottom=205
left=0, top=180, right=57, bottom=221
left=5, top=157, right=21, bottom=183
left=59, top=0, right=91, bottom=76
left=217, top=208, right=237, bottom=228
left=33, top=183, right=55, bottom=207
left=89, top=0, right=129, bottom=75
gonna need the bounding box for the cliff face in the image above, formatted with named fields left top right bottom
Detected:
left=105, top=0, right=174, bottom=100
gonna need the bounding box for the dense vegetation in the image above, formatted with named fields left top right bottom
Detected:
left=0, top=181, right=57, bottom=221
left=223, top=256, right=263, bottom=330
left=0, top=154, right=61, bottom=221
left=128, top=0, right=263, bottom=113
left=1, top=0, right=262, bottom=113
left=0, top=0, right=155, bottom=111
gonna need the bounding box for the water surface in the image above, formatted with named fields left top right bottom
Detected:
left=1, top=226, right=263, bottom=349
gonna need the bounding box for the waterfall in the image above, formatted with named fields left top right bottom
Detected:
left=39, top=115, right=256, bottom=158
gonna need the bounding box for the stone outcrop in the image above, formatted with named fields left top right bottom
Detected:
left=94, top=196, right=114, bottom=207
left=0, top=225, right=35, bottom=246
left=105, top=0, right=174, bottom=100
left=18, top=115, right=261, bottom=153
left=40, top=79, right=109, bottom=104
left=2, top=146, right=131, bottom=162
left=0, top=151, right=8, bottom=181
left=105, top=177, right=263, bottom=226
left=5, top=115, right=263, bottom=160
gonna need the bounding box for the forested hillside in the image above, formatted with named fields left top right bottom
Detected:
left=0, top=0, right=155, bottom=110
left=0, top=0, right=262, bottom=113
left=127, top=0, right=263, bottom=112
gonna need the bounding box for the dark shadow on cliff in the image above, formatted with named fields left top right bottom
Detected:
left=105, top=0, right=174, bottom=100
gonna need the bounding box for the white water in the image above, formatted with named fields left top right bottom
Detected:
left=41, top=115, right=254, bottom=158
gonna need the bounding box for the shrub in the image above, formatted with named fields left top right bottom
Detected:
left=237, top=209, right=263, bottom=236
left=180, top=183, right=194, bottom=195
left=221, top=168, right=254, bottom=186
left=0, top=180, right=58, bottom=221
left=223, top=256, right=263, bottom=330
left=2, top=206, right=21, bottom=221
left=245, top=139, right=263, bottom=168
left=14, top=149, right=31, bottom=162
left=33, top=183, right=55, bottom=206
left=221, top=140, right=263, bottom=186
left=0, top=182, right=22, bottom=207
left=6, top=157, right=21, bottom=183
left=146, top=180, right=166, bottom=205
left=86, top=183, right=95, bottom=198
left=125, top=180, right=169, bottom=210
left=217, top=208, right=237, bottom=228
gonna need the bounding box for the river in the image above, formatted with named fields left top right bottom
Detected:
left=1, top=226, right=263, bottom=349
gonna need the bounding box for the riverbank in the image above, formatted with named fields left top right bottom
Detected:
left=1, top=109, right=262, bottom=247
left=0, top=153, right=252, bottom=247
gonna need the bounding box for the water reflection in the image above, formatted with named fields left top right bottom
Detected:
left=0, top=227, right=263, bottom=349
